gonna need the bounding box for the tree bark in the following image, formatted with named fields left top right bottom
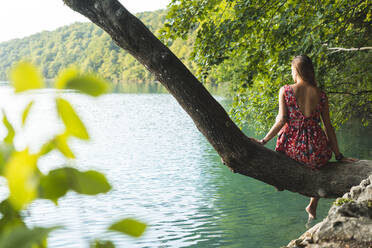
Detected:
left=62, top=0, right=372, bottom=198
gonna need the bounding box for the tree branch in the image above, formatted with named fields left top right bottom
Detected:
left=327, top=46, right=372, bottom=53
left=62, top=0, right=372, bottom=198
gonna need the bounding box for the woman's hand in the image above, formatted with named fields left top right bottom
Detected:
left=340, top=157, right=359, bottom=163
left=250, top=137, right=267, bottom=145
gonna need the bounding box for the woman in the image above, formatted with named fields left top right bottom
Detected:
left=254, top=55, right=356, bottom=221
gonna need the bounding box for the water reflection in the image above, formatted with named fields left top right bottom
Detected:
left=113, top=82, right=168, bottom=94
left=337, top=120, right=372, bottom=159
left=112, top=81, right=223, bottom=96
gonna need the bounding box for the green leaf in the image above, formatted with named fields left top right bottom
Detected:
left=22, top=101, right=34, bottom=127
left=71, top=170, right=112, bottom=195
left=37, top=132, right=75, bottom=158
left=62, top=74, right=109, bottom=97
left=2, top=110, right=15, bottom=144
left=0, top=200, right=24, bottom=234
left=109, top=219, right=147, bottom=237
left=55, top=67, right=79, bottom=89
left=0, top=143, right=15, bottom=175
left=10, top=62, right=44, bottom=93
left=4, top=149, right=38, bottom=210
left=0, top=226, right=58, bottom=248
left=38, top=167, right=111, bottom=203
left=53, top=133, right=75, bottom=159
left=38, top=168, right=70, bottom=204
left=56, top=98, right=89, bottom=140
left=90, top=240, right=115, bottom=248
left=38, top=141, right=54, bottom=157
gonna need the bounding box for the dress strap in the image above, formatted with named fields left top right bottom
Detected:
left=283, top=85, right=292, bottom=105
left=320, top=91, right=328, bottom=108
left=284, top=84, right=296, bottom=106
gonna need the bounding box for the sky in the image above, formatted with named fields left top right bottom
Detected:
left=0, top=0, right=171, bottom=43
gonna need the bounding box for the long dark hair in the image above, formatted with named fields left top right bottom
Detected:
left=292, top=55, right=317, bottom=86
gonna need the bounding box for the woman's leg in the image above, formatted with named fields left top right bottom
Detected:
left=306, top=197, right=319, bottom=219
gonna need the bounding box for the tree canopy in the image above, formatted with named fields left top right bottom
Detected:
left=160, top=0, right=372, bottom=131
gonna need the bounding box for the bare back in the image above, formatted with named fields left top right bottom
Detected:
left=289, top=83, right=322, bottom=118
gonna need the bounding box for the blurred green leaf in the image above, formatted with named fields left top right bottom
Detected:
left=0, top=200, right=19, bottom=218
left=22, top=101, right=34, bottom=127
left=109, top=219, right=146, bottom=237
left=2, top=111, right=15, bottom=144
left=62, top=75, right=109, bottom=97
left=4, top=149, right=39, bottom=210
left=38, top=141, right=54, bottom=157
left=0, top=200, right=24, bottom=234
left=38, top=167, right=111, bottom=203
left=55, top=67, right=79, bottom=89
left=90, top=240, right=115, bottom=248
left=10, top=62, right=44, bottom=93
left=71, top=170, right=112, bottom=195
left=0, top=226, right=58, bottom=248
left=56, top=98, right=89, bottom=140
left=54, top=133, right=75, bottom=159
left=38, top=168, right=69, bottom=204
left=0, top=143, right=15, bottom=175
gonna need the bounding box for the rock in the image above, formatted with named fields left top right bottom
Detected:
left=284, top=174, right=372, bottom=248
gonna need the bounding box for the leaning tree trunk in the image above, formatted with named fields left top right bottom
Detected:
left=62, top=0, right=372, bottom=198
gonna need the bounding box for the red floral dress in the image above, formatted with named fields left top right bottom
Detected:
left=275, top=85, right=332, bottom=169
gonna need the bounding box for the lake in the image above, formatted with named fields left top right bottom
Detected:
left=0, top=82, right=371, bottom=247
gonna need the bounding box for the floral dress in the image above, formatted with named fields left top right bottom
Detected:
left=275, top=85, right=332, bottom=169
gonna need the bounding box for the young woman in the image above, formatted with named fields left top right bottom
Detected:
left=254, top=55, right=357, bottom=221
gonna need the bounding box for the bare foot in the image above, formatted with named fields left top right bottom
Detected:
left=306, top=204, right=317, bottom=220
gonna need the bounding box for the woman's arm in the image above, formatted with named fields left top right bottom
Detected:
left=320, top=95, right=341, bottom=156
left=257, top=86, right=287, bottom=144
left=320, top=94, right=358, bottom=162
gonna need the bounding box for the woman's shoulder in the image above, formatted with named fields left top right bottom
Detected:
left=279, top=84, right=294, bottom=103
left=279, top=84, right=289, bottom=96
left=280, top=84, right=293, bottom=91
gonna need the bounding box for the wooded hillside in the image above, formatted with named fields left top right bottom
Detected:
left=0, top=10, right=196, bottom=84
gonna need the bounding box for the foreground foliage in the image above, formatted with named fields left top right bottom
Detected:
left=0, top=62, right=146, bottom=247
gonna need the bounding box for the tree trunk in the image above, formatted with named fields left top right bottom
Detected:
left=62, top=0, right=372, bottom=198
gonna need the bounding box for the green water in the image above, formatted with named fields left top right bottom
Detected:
left=0, top=82, right=370, bottom=247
